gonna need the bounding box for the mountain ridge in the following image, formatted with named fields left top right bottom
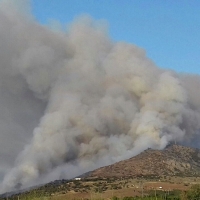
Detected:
left=1, top=144, right=200, bottom=198
left=86, top=144, right=200, bottom=179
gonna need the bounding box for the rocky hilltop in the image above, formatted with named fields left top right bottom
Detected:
left=88, top=144, right=200, bottom=178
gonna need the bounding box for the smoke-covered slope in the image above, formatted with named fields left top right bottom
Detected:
left=87, top=144, right=200, bottom=178
left=1, top=0, right=200, bottom=193
left=1, top=144, right=199, bottom=199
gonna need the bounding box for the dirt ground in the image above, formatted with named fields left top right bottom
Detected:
left=144, top=182, right=189, bottom=191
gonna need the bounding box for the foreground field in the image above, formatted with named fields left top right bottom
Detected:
left=48, top=177, right=192, bottom=200
left=2, top=176, right=200, bottom=200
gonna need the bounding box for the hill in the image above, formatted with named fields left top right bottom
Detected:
left=1, top=144, right=200, bottom=199
left=87, top=144, right=200, bottom=179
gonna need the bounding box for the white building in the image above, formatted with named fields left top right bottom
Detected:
left=74, top=177, right=81, bottom=180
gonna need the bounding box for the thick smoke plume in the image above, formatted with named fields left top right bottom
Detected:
left=1, top=0, right=200, bottom=193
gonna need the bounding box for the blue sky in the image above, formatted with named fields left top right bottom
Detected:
left=31, top=0, right=200, bottom=74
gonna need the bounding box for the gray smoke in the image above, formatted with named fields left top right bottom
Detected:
left=1, top=0, right=200, bottom=193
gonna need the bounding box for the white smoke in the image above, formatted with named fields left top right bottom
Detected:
left=1, top=0, right=200, bottom=193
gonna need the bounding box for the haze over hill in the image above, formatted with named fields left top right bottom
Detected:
left=11, top=144, right=200, bottom=184
left=1, top=144, right=199, bottom=199
left=1, top=0, right=200, bottom=194
left=88, top=144, right=200, bottom=179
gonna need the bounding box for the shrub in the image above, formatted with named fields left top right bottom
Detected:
left=186, top=184, right=200, bottom=199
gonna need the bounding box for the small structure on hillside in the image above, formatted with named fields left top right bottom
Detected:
left=74, top=177, right=81, bottom=180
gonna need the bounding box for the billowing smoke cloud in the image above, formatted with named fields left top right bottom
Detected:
left=1, top=0, right=200, bottom=193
